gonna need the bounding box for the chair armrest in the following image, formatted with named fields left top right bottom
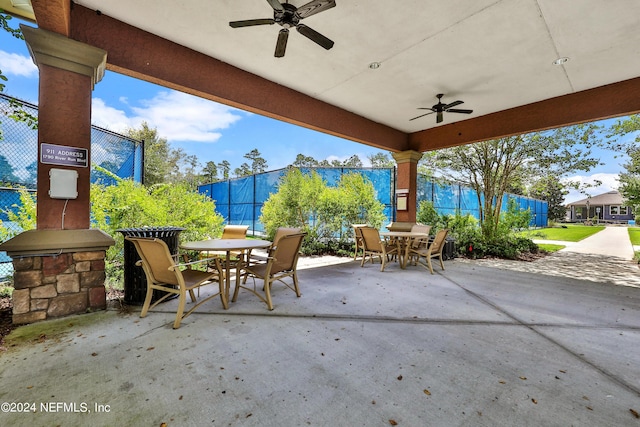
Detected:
left=168, top=257, right=220, bottom=271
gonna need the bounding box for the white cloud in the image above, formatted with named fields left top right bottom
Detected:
left=132, top=91, right=242, bottom=143
left=91, top=90, right=243, bottom=143
left=562, top=173, right=620, bottom=204
left=91, top=98, right=135, bottom=131
left=0, top=50, right=37, bottom=77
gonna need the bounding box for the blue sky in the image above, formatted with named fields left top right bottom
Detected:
left=1, top=16, right=634, bottom=204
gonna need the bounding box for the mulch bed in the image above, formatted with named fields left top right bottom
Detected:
left=0, top=297, right=14, bottom=351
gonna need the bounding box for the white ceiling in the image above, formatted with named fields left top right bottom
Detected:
left=51, top=0, right=640, bottom=133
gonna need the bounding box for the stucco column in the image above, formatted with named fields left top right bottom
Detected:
left=392, top=150, right=423, bottom=222
left=21, top=25, right=106, bottom=229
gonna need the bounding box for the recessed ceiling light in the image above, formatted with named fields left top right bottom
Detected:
left=369, top=62, right=381, bottom=70
left=553, top=57, right=569, bottom=65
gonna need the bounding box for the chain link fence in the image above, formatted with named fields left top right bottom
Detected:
left=0, top=93, right=143, bottom=279
left=200, top=168, right=547, bottom=235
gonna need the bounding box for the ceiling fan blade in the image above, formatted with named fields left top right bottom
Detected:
left=447, top=109, right=473, bottom=114
left=229, top=19, right=275, bottom=28
left=296, top=24, right=334, bottom=50
left=443, top=100, right=463, bottom=109
left=266, top=0, right=284, bottom=12
left=296, top=0, right=336, bottom=19
left=275, top=28, right=289, bottom=57
left=409, top=111, right=435, bottom=121
left=437, top=111, right=444, bottom=123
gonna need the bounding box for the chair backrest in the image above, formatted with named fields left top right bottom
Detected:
left=411, top=224, right=431, bottom=234
left=221, top=225, right=249, bottom=239
left=126, top=237, right=179, bottom=285
left=410, top=224, right=432, bottom=248
left=270, top=233, right=306, bottom=274
left=430, top=229, right=449, bottom=253
left=353, top=225, right=365, bottom=241
left=360, top=226, right=382, bottom=251
left=272, top=227, right=302, bottom=246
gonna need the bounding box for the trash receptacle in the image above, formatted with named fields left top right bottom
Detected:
left=443, top=237, right=457, bottom=260
left=117, top=227, right=185, bottom=305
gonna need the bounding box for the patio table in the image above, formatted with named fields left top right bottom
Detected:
left=181, top=238, right=272, bottom=302
left=380, top=231, right=430, bottom=269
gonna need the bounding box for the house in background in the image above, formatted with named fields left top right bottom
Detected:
left=566, top=190, right=634, bottom=224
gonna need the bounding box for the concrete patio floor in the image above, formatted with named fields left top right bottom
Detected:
left=1, top=228, right=639, bottom=426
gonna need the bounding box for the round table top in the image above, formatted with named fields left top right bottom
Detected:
left=181, top=238, right=272, bottom=251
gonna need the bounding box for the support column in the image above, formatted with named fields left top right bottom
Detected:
left=1, top=27, right=114, bottom=325
left=21, top=25, right=106, bottom=229
left=392, top=150, right=423, bottom=222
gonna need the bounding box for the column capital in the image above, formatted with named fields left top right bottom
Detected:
left=392, top=150, right=423, bottom=164
left=21, top=24, right=107, bottom=89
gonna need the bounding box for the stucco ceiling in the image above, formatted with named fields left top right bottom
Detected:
left=6, top=0, right=640, bottom=151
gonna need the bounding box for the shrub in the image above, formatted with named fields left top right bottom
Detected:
left=91, top=180, right=224, bottom=288
left=260, top=169, right=386, bottom=255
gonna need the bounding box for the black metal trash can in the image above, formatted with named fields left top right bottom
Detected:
left=116, top=227, right=185, bottom=305
left=427, top=236, right=457, bottom=260
left=442, top=237, right=457, bottom=260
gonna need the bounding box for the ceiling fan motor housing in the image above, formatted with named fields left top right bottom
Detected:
left=275, top=3, right=300, bottom=28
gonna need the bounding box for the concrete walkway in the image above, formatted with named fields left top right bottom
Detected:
left=0, top=228, right=639, bottom=426
left=559, top=226, right=635, bottom=259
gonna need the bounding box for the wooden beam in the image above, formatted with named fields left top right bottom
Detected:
left=31, top=0, right=70, bottom=36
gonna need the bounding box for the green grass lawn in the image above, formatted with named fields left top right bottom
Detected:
left=536, top=243, right=565, bottom=252
left=628, top=227, right=640, bottom=245
left=522, top=224, right=605, bottom=242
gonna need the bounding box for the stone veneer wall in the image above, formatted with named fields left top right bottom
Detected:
left=11, top=250, right=107, bottom=324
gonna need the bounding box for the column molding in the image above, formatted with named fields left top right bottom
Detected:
left=21, top=24, right=107, bottom=89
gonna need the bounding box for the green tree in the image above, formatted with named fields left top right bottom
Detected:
left=218, top=160, right=231, bottom=180
left=367, top=152, right=394, bottom=168
left=0, top=155, right=19, bottom=184
left=607, top=114, right=640, bottom=217
left=244, top=148, right=268, bottom=173
left=201, top=161, right=218, bottom=183
left=0, top=11, right=23, bottom=93
left=0, top=188, right=36, bottom=241
left=260, top=168, right=385, bottom=254
left=431, top=124, right=603, bottom=240
left=342, top=155, right=363, bottom=167
left=233, top=163, right=251, bottom=177
left=127, top=122, right=196, bottom=186
left=127, top=122, right=171, bottom=186
left=291, top=154, right=318, bottom=167
left=91, top=179, right=224, bottom=287
left=618, top=146, right=640, bottom=216
left=528, top=174, right=569, bottom=222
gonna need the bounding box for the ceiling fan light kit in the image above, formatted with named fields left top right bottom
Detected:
left=410, top=94, right=473, bottom=123
left=229, top=0, right=336, bottom=58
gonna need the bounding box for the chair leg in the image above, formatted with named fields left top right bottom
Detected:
left=140, top=282, right=154, bottom=318
left=173, top=290, right=187, bottom=329
left=438, top=254, right=445, bottom=271
left=264, top=278, right=274, bottom=310
left=426, top=256, right=435, bottom=274
left=292, top=272, right=301, bottom=297
left=188, top=289, right=197, bottom=303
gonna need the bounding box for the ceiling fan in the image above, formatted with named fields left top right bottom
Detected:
left=410, top=94, right=473, bottom=123
left=229, top=0, right=336, bottom=58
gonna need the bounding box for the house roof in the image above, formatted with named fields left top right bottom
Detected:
left=567, top=191, right=624, bottom=207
